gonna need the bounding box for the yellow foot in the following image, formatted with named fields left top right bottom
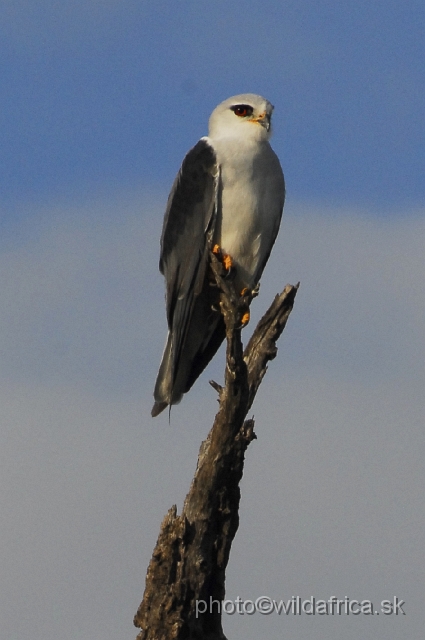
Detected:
left=223, top=254, right=233, bottom=270
left=212, top=244, right=233, bottom=271
left=240, top=287, right=249, bottom=296
left=241, top=310, right=250, bottom=325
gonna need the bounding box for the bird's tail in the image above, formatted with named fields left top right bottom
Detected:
left=151, top=332, right=183, bottom=417
left=151, top=297, right=225, bottom=417
left=151, top=400, right=168, bottom=417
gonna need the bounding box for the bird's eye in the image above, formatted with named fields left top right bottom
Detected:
left=230, top=104, right=253, bottom=118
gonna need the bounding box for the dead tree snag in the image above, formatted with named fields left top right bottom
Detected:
left=134, top=262, right=298, bottom=639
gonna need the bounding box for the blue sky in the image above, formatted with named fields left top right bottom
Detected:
left=1, top=0, right=424, bottom=215
left=1, top=3, right=424, bottom=640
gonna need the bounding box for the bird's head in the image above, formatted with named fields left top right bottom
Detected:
left=208, top=93, right=274, bottom=142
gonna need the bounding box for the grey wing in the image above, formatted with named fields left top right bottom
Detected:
left=253, top=151, right=285, bottom=285
left=152, top=139, right=219, bottom=414
left=160, top=138, right=218, bottom=332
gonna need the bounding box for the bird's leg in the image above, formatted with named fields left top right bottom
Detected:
left=208, top=248, right=232, bottom=311
left=240, top=311, right=250, bottom=326
left=212, top=244, right=235, bottom=279
left=239, top=288, right=252, bottom=327
left=238, top=283, right=260, bottom=326
left=240, top=283, right=260, bottom=299
left=210, top=251, right=257, bottom=329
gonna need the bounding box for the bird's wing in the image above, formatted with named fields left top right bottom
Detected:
left=158, top=137, right=219, bottom=388
left=253, top=150, right=286, bottom=285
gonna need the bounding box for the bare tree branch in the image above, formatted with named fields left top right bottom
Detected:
left=134, top=264, right=298, bottom=639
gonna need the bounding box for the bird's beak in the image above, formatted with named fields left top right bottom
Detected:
left=252, top=112, right=271, bottom=131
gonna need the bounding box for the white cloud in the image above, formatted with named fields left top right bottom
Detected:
left=2, top=196, right=423, bottom=394
left=261, top=202, right=425, bottom=388
left=0, top=192, right=165, bottom=394
left=1, top=194, right=423, bottom=639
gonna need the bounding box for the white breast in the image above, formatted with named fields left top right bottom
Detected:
left=209, top=136, right=284, bottom=289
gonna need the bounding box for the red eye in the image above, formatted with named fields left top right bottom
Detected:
left=230, top=104, right=253, bottom=118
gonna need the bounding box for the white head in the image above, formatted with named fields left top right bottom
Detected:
left=208, top=93, right=274, bottom=142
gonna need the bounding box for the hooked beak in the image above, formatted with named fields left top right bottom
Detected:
left=252, top=112, right=271, bottom=131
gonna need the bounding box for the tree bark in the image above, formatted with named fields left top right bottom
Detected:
left=134, top=264, right=298, bottom=639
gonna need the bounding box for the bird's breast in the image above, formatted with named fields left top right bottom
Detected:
left=211, top=138, right=284, bottom=289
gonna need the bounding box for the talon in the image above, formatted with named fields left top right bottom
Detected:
left=211, top=244, right=233, bottom=272
left=241, top=311, right=250, bottom=325
left=223, top=254, right=233, bottom=270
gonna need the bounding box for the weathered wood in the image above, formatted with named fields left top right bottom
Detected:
left=134, top=261, right=298, bottom=639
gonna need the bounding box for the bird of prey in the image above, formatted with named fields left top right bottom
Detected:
left=151, top=93, right=285, bottom=417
